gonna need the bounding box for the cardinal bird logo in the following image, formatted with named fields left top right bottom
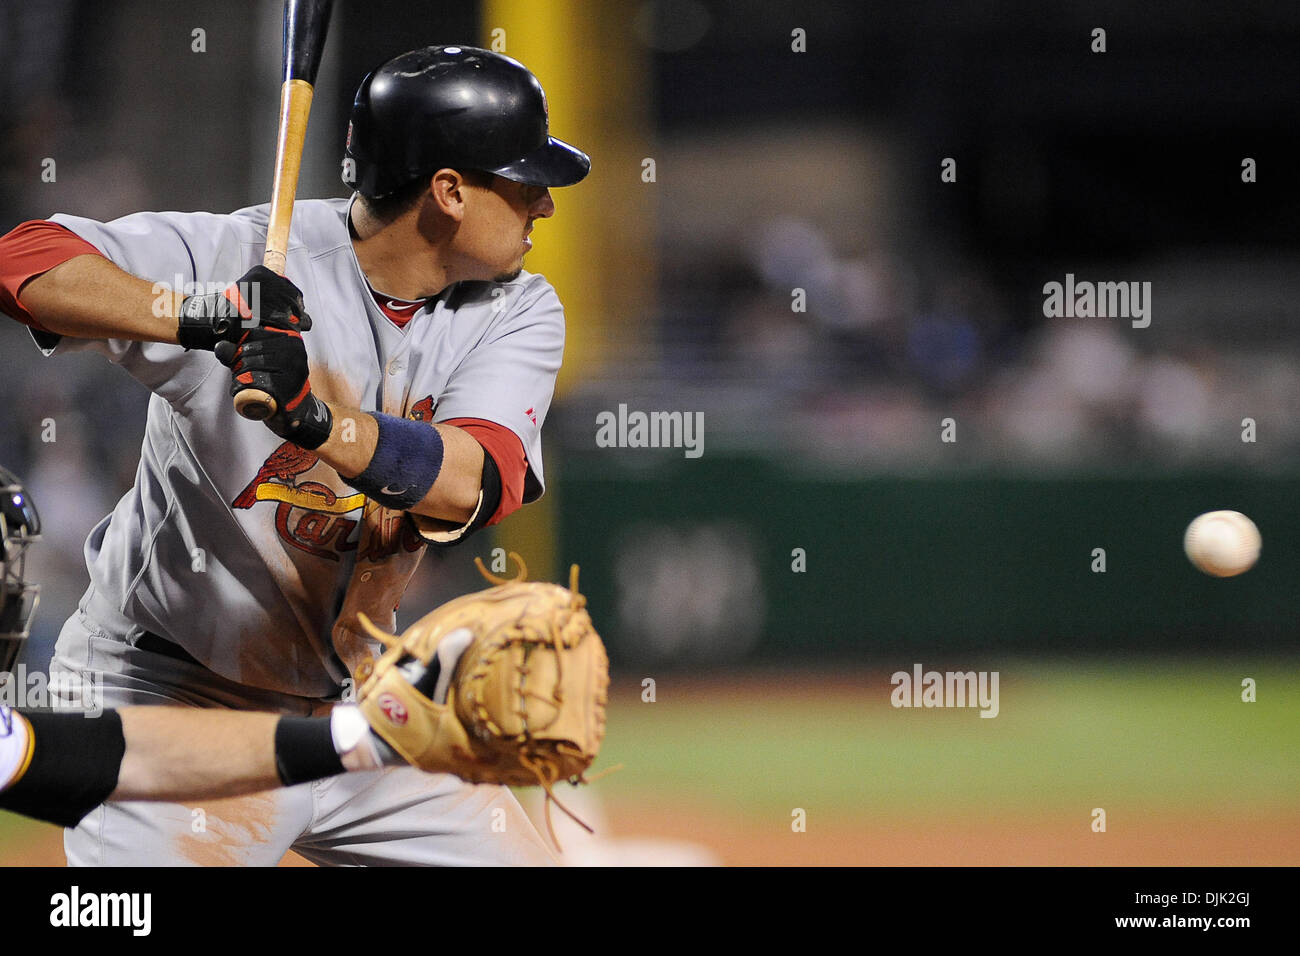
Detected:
left=409, top=394, right=435, bottom=422
left=233, top=396, right=446, bottom=560
left=232, top=444, right=319, bottom=509
left=232, top=441, right=368, bottom=560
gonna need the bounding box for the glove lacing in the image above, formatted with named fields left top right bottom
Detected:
left=475, top=556, right=602, bottom=851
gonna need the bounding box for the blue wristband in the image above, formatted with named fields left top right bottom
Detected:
left=348, top=413, right=444, bottom=509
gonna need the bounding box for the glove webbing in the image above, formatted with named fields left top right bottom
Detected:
left=470, top=558, right=601, bottom=850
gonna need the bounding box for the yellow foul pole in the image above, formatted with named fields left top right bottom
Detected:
left=478, top=1, right=654, bottom=582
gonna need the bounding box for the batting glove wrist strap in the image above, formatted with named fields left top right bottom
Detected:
left=176, top=292, right=238, bottom=350
left=268, top=391, right=333, bottom=450
left=176, top=265, right=312, bottom=351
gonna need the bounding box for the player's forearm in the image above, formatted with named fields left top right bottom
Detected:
left=113, top=707, right=281, bottom=801
left=318, top=402, right=485, bottom=523
left=0, top=704, right=405, bottom=826
left=17, top=254, right=184, bottom=343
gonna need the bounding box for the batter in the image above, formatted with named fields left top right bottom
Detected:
left=0, top=45, right=589, bottom=866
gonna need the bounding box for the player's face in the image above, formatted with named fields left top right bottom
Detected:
left=455, top=175, right=555, bottom=283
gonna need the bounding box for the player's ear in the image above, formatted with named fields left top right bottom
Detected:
left=429, top=169, right=469, bottom=222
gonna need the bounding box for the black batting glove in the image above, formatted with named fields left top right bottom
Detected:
left=215, top=328, right=333, bottom=450
left=177, top=265, right=312, bottom=351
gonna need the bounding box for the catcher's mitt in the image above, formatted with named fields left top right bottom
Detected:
left=355, top=553, right=610, bottom=843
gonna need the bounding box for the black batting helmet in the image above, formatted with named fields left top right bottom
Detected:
left=0, top=466, right=40, bottom=674
left=343, top=45, right=591, bottom=199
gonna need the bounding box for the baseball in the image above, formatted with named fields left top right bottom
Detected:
left=1183, top=510, right=1261, bottom=577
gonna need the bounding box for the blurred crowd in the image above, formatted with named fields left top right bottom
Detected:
left=570, top=203, right=1300, bottom=470
left=561, top=132, right=1300, bottom=472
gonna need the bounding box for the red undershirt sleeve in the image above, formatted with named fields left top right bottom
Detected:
left=441, top=417, right=528, bottom=526
left=0, top=220, right=105, bottom=331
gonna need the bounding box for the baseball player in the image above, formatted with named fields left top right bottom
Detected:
left=0, top=45, right=590, bottom=865
left=1, top=466, right=606, bottom=837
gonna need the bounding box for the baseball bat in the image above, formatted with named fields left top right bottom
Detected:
left=235, top=0, right=335, bottom=422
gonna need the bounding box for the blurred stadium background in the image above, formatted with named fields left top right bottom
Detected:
left=1, top=0, right=1297, bottom=864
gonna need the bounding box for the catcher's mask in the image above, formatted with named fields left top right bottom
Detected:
left=0, top=466, right=41, bottom=673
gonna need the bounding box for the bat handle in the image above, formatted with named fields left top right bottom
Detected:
left=235, top=389, right=278, bottom=421
left=235, top=249, right=289, bottom=422
left=236, top=73, right=313, bottom=425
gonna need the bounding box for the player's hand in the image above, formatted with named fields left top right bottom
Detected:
left=176, top=265, right=313, bottom=351
left=215, top=328, right=332, bottom=449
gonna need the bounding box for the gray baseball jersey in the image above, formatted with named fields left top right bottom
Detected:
left=36, top=197, right=563, bottom=697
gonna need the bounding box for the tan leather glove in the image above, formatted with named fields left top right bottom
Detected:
left=356, top=554, right=609, bottom=842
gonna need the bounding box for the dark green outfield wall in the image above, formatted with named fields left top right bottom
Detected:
left=551, top=455, right=1300, bottom=666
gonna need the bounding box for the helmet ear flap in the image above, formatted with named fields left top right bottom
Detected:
left=343, top=70, right=386, bottom=197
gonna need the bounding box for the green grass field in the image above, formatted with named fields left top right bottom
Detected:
left=594, top=657, right=1300, bottom=819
